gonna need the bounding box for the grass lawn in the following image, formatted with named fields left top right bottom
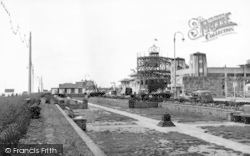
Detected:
left=86, top=129, right=242, bottom=156
left=75, top=104, right=242, bottom=155
left=87, top=101, right=224, bottom=123
left=201, top=125, right=250, bottom=146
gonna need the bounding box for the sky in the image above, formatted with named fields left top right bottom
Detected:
left=0, top=0, right=249, bottom=93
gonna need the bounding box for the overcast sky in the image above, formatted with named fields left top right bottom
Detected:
left=0, top=0, right=249, bottom=93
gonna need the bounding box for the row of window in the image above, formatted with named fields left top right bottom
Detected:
left=208, top=73, right=250, bottom=77
left=140, top=80, right=169, bottom=85
left=59, top=88, right=83, bottom=94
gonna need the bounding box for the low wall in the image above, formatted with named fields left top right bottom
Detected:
left=58, top=98, right=88, bottom=109
left=89, top=97, right=130, bottom=108
left=159, top=101, right=239, bottom=120
left=134, top=101, right=158, bottom=108
left=89, top=97, right=158, bottom=108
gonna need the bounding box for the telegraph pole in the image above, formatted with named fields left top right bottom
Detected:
left=28, top=32, right=32, bottom=94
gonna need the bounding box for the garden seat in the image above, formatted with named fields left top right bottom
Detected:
left=65, top=106, right=87, bottom=130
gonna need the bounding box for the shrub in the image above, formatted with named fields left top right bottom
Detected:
left=44, top=94, right=58, bottom=104
left=29, top=104, right=41, bottom=119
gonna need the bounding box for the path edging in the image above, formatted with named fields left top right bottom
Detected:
left=55, top=104, right=107, bottom=156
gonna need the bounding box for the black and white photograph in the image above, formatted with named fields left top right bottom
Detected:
left=0, top=0, right=250, bottom=155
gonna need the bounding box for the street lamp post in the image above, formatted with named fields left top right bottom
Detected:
left=173, top=31, right=185, bottom=99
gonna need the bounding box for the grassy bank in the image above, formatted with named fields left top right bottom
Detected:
left=0, top=94, right=41, bottom=150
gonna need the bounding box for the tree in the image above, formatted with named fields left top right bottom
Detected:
left=148, top=79, right=166, bottom=93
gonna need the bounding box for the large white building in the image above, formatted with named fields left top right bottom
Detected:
left=172, top=52, right=250, bottom=97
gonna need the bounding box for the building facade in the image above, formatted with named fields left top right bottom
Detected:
left=120, top=45, right=172, bottom=94
left=3, top=89, right=15, bottom=96
left=173, top=52, right=250, bottom=97
left=51, top=80, right=97, bottom=95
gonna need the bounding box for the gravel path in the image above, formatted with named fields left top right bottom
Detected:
left=20, top=103, right=94, bottom=156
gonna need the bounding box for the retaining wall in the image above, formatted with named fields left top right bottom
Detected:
left=89, top=97, right=158, bottom=108
left=134, top=101, right=158, bottom=108
left=159, top=101, right=239, bottom=120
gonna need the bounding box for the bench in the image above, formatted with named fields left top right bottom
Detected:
left=231, top=105, right=250, bottom=124
left=232, top=113, right=250, bottom=124
left=65, top=106, right=76, bottom=118
left=65, top=107, right=87, bottom=130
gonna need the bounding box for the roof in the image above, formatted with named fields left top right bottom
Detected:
left=59, top=80, right=96, bottom=89
left=193, top=52, right=205, bottom=55
left=175, top=57, right=185, bottom=60
left=4, top=89, right=14, bottom=93
left=120, top=78, right=133, bottom=82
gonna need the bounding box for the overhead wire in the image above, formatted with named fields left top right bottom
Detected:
left=0, top=0, right=29, bottom=47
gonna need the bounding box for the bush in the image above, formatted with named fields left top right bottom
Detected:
left=29, top=104, right=41, bottom=119
left=44, top=94, right=58, bottom=104
left=89, top=92, right=105, bottom=97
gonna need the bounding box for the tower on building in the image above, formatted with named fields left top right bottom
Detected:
left=190, top=52, right=207, bottom=77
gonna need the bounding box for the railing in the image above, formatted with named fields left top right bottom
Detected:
left=226, top=91, right=248, bottom=98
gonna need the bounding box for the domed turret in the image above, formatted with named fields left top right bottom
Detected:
left=148, top=45, right=160, bottom=57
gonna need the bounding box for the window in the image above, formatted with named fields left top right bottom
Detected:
left=227, top=73, right=234, bottom=77
left=199, top=68, right=203, bottom=73
left=71, top=88, right=75, bottom=94
left=236, top=73, right=244, bottom=77
left=79, top=88, right=82, bottom=94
